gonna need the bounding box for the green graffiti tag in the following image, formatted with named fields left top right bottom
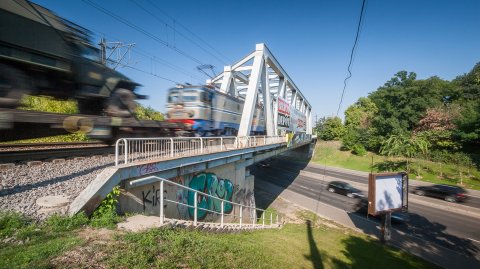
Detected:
left=187, top=173, right=234, bottom=220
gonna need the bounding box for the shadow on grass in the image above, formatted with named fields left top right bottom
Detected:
left=304, top=220, right=323, bottom=269
left=330, top=236, right=439, bottom=269
left=347, top=199, right=479, bottom=267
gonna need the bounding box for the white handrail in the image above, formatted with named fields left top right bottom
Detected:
left=132, top=175, right=279, bottom=228
left=115, top=135, right=291, bottom=166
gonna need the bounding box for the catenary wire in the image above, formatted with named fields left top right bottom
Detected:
left=82, top=0, right=206, bottom=66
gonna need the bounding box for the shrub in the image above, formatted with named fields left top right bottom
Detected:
left=90, top=186, right=122, bottom=228
left=352, top=144, right=367, bottom=156
left=0, top=211, right=31, bottom=237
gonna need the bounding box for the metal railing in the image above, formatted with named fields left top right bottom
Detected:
left=115, top=136, right=287, bottom=166
left=132, top=175, right=281, bottom=228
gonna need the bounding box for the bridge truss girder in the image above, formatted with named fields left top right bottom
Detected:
left=208, top=43, right=312, bottom=136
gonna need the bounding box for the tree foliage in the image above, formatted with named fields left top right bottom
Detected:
left=134, top=104, right=164, bottom=121
left=337, top=62, right=480, bottom=168
left=318, top=117, right=345, bottom=141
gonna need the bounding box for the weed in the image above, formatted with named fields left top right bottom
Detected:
left=44, top=212, right=89, bottom=232
left=0, top=211, right=32, bottom=238
left=90, top=186, right=122, bottom=228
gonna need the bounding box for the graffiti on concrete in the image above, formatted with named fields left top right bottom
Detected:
left=187, top=172, right=234, bottom=220
left=139, top=163, right=159, bottom=176
left=170, top=176, right=189, bottom=218
left=141, top=184, right=166, bottom=211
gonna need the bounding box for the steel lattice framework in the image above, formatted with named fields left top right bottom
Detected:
left=208, top=43, right=312, bottom=136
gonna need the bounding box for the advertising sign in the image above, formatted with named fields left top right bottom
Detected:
left=277, top=97, right=291, bottom=129
left=291, top=108, right=306, bottom=133
left=368, top=172, right=408, bottom=215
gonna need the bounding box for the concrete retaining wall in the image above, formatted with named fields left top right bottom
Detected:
left=118, top=160, right=257, bottom=223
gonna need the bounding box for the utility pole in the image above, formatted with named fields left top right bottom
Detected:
left=99, top=38, right=135, bottom=69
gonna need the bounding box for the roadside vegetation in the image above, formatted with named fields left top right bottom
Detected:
left=0, top=209, right=437, bottom=269
left=3, top=95, right=163, bottom=143
left=314, top=63, right=480, bottom=190
left=313, top=141, right=480, bottom=190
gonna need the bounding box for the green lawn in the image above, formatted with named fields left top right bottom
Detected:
left=0, top=211, right=437, bottom=269
left=312, top=141, right=480, bottom=190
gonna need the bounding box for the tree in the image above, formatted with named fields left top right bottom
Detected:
left=368, top=72, right=449, bottom=138
left=318, top=117, right=345, bottom=141
left=134, top=104, right=164, bottom=121
left=342, top=97, right=378, bottom=151
left=380, top=134, right=429, bottom=173
left=313, top=116, right=326, bottom=136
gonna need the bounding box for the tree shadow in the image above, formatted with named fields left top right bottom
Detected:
left=331, top=236, right=441, bottom=269
left=303, top=219, right=324, bottom=269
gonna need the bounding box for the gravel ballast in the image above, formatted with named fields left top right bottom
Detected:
left=0, top=155, right=115, bottom=219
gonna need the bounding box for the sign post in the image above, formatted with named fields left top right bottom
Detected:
left=368, top=172, right=408, bottom=243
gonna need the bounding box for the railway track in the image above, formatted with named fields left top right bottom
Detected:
left=0, top=142, right=114, bottom=164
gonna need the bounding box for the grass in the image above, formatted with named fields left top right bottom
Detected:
left=313, top=141, right=480, bottom=190
left=0, top=210, right=438, bottom=269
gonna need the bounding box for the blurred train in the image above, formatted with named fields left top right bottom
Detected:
left=166, top=85, right=265, bottom=136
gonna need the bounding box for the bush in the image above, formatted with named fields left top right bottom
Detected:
left=0, top=211, right=31, bottom=237
left=90, top=186, right=122, bottom=228
left=352, top=144, right=367, bottom=156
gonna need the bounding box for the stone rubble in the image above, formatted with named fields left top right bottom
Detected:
left=0, top=155, right=115, bottom=219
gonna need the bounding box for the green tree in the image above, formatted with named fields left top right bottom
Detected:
left=134, top=104, right=164, bottom=121
left=342, top=97, right=378, bottom=151
left=318, top=117, right=345, bottom=141
left=380, top=134, right=430, bottom=173
left=368, top=72, right=450, bottom=138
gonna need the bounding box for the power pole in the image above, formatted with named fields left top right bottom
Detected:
left=99, top=38, right=135, bottom=69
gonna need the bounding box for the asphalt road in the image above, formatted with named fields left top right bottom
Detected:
left=251, top=158, right=480, bottom=259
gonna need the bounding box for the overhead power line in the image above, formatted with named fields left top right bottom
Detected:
left=145, top=0, right=233, bottom=64
left=336, top=0, right=368, bottom=117
left=130, top=0, right=228, bottom=66
left=82, top=0, right=206, bottom=66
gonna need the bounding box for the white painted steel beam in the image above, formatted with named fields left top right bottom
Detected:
left=209, top=43, right=313, bottom=136
left=237, top=47, right=264, bottom=136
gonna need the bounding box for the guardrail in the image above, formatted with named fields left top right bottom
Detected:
left=131, top=175, right=281, bottom=228
left=115, top=136, right=287, bottom=166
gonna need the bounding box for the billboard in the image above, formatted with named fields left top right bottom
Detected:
left=276, top=97, right=306, bottom=133
left=277, top=97, right=291, bottom=130
left=291, top=108, right=306, bottom=133
left=368, top=172, right=408, bottom=215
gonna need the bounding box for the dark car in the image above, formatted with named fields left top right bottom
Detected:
left=256, top=161, right=271, bottom=168
left=413, top=184, right=468, bottom=202
left=327, top=181, right=364, bottom=198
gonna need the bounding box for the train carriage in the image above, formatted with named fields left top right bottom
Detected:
left=166, top=85, right=265, bottom=136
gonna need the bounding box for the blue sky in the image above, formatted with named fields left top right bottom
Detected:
left=33, top=0, right=480, bottom=119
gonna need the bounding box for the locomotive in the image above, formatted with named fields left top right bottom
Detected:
left=166, top=85, right=265, bottom=136
left=0, top=0, right=143, bottom=117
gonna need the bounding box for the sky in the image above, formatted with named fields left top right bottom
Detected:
left=32, top=0, right=480, bottom=119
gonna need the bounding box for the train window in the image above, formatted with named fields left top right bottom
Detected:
left=182, top=90, right=198, bottom=102
left=168, top=91, right=180, bottom=103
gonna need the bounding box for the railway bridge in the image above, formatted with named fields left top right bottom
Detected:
left=69, top=44, right=316, bottom=228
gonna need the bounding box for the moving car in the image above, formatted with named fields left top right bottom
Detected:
left=412, top=184, right=468, bottom=202
left=327, top=181, right=364, bottom=198
left=257, top=161, right=271, bottom=168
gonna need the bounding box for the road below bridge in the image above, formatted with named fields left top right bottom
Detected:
left=252, top=157, right=480, bottom=268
